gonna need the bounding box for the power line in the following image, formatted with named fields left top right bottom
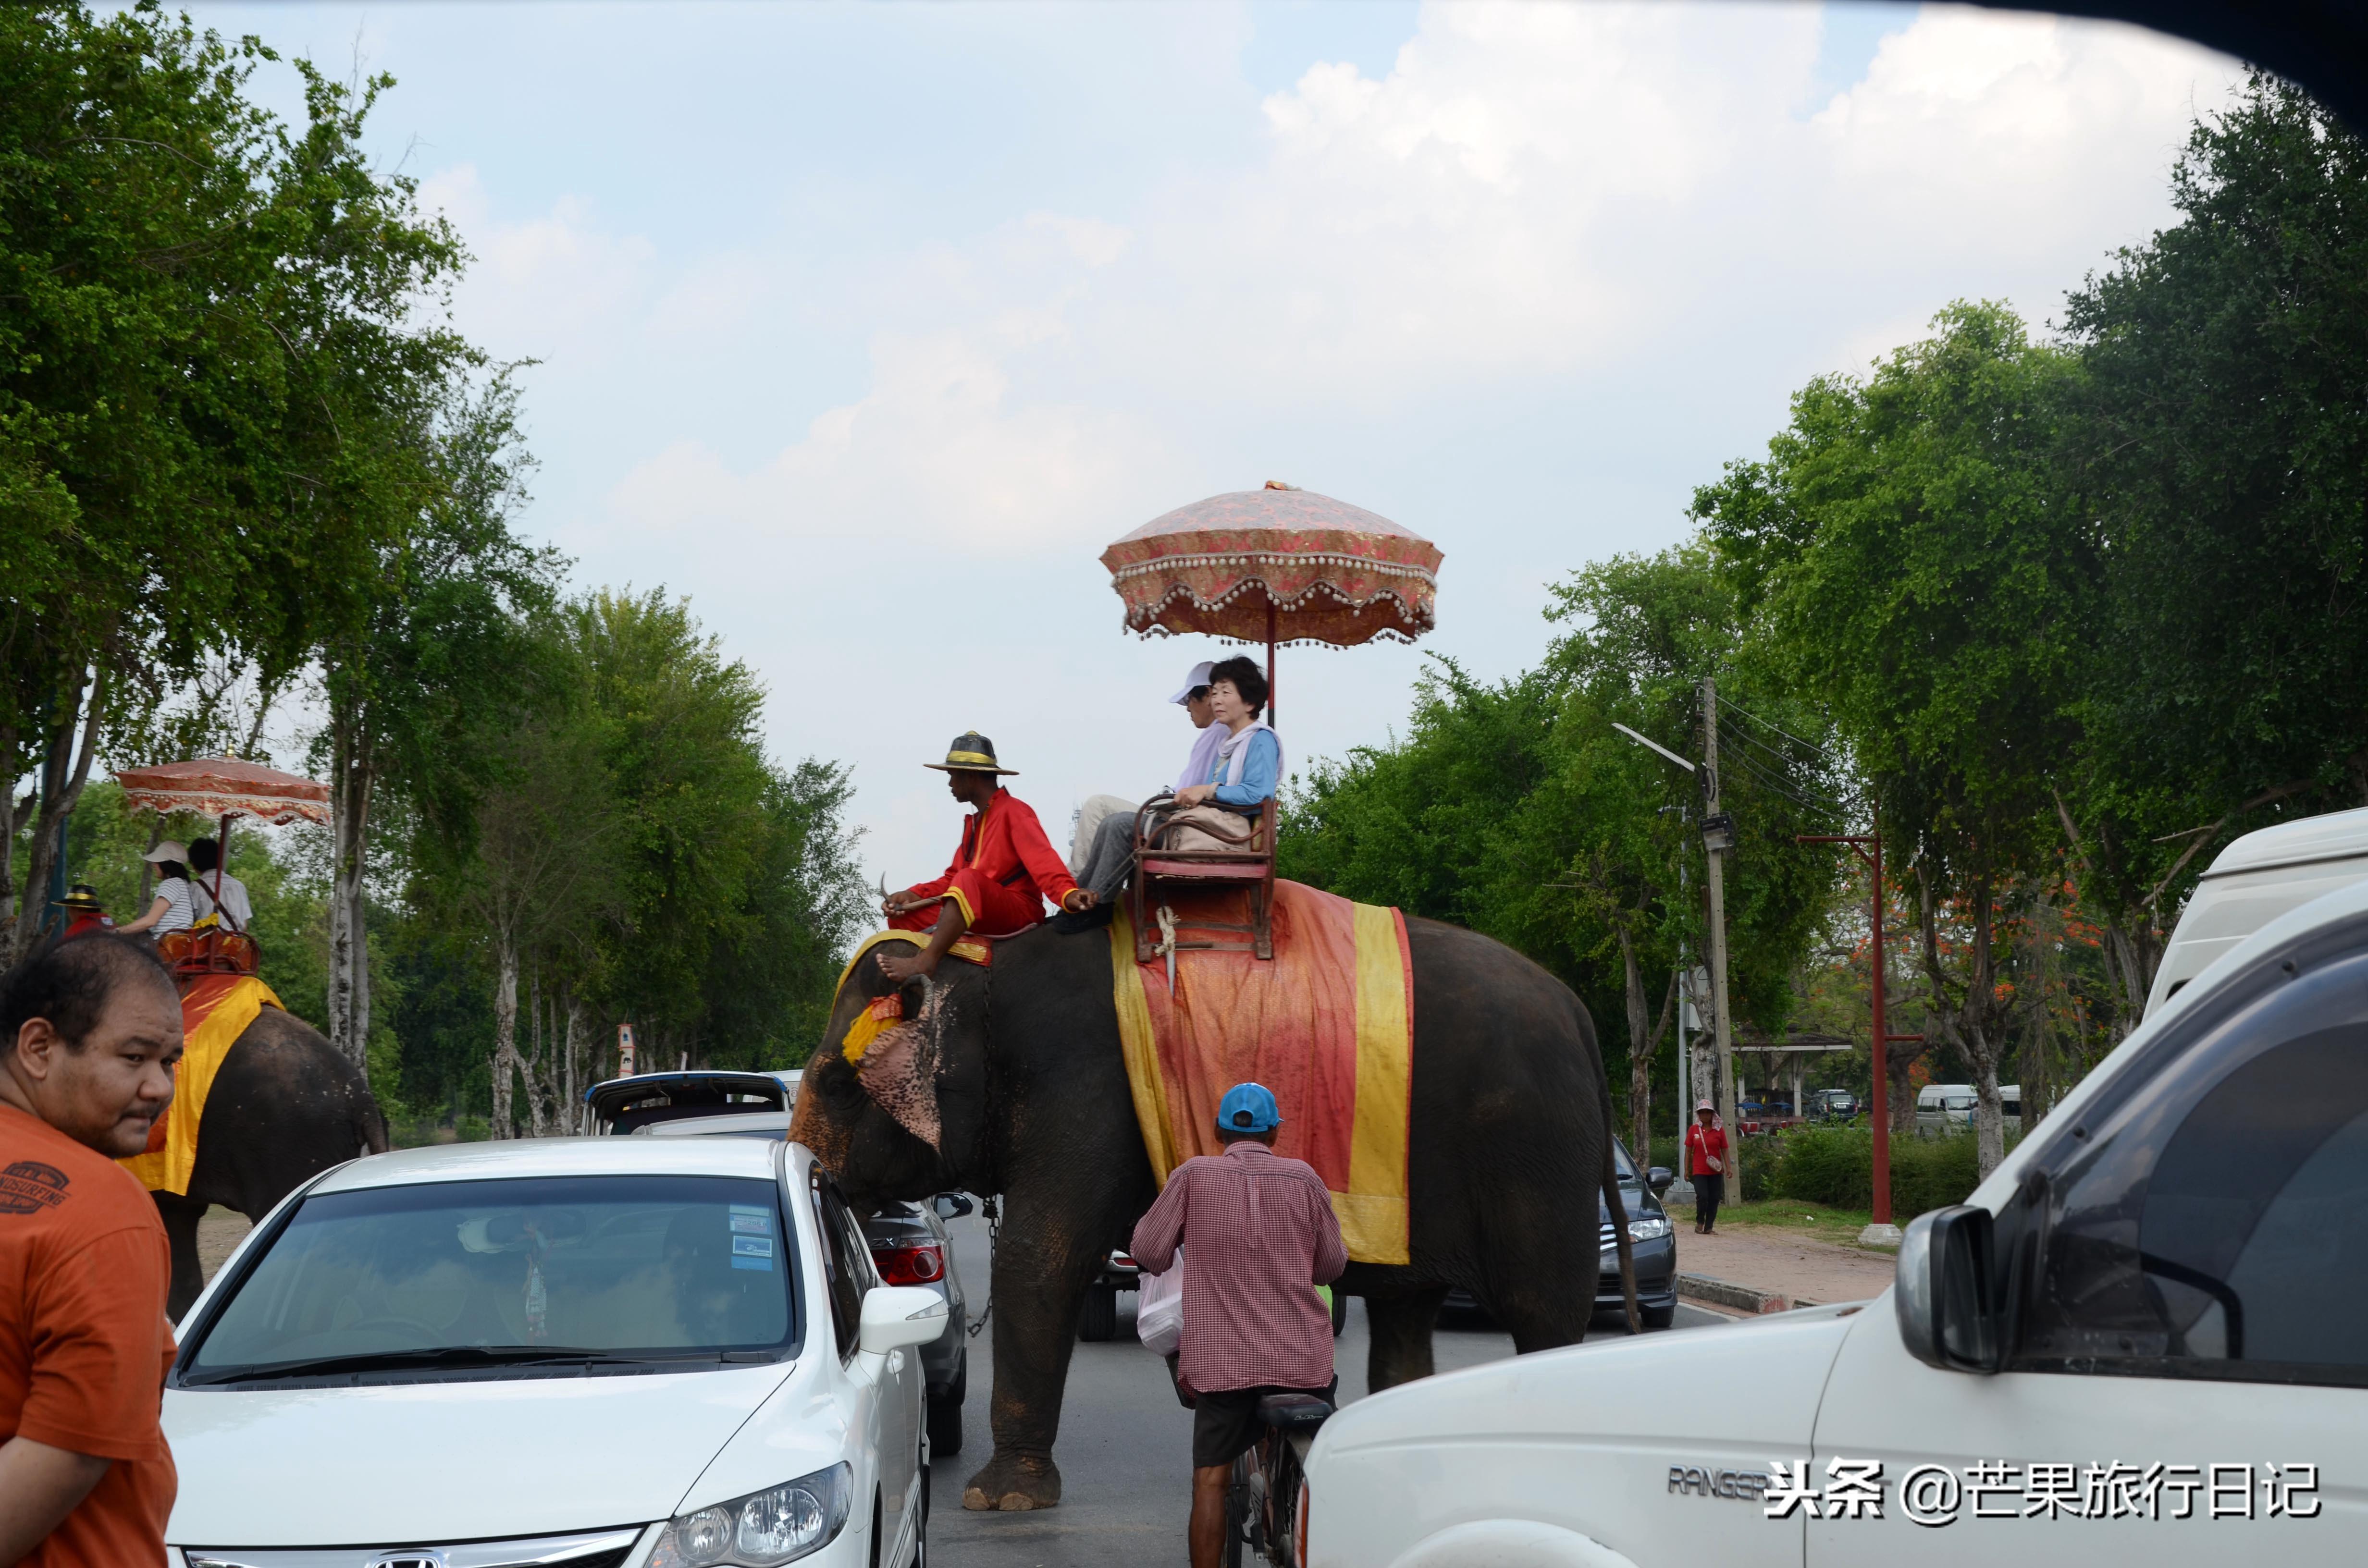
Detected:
left=1716, top=693, right=1843, bottom=765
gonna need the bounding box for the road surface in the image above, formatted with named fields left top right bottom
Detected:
left=931, top=1211, right=1732, bottom=1567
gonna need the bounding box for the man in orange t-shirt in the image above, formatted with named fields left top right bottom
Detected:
left=0, top=935, right=184, bottom=1568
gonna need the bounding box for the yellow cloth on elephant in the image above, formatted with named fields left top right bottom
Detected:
left=1110, top=881, right=1414, bottom=1264
left=119, top=973, right=283, bottom=1196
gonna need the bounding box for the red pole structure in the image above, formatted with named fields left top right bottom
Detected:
left=1869, top=810, right=1890, bottom=1230
left=1797, top=808, right=1902, bottom=1242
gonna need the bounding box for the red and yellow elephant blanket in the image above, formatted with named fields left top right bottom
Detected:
left=1112, top=880, right=1414, bottom=1265
left=119, top=972, right=282, bottom=1196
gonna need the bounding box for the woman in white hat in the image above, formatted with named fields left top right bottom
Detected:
left=115, top=842, right=196, bottom=941
left=1684, top=1101, right=1728, bottom=1235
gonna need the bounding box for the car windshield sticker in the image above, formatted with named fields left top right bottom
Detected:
left=729, top=1212, right=770, bottom=1234
left=731, top=1221, right=776, bottom=1269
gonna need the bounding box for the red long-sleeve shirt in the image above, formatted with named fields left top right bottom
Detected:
left=905, top=789, right=1080, bottom=921
left=1131, top=1141, right=1346, bottom=1395
left=1686, top=1122, right=1729, bottom=1178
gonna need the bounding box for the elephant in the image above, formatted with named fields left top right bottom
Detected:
left=789, top=912, right=1638, bottom=1514
left=152, top=1004, right=390, bottom=1317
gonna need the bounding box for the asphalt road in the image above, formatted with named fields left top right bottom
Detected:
left=929, top=1212, right=1731, bottom=1567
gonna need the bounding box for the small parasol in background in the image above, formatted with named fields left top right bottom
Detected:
left=113, top=756, right=331, bottom=907
left=1099, top=481, right=1443, bottom=724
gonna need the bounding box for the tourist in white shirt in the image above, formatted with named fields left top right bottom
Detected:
left=188, top=837, right=252, bottom=932
left=114, top=842, right=195, bottom=939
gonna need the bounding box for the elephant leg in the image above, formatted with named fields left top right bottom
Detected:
left=960, top=1199, right=1112, bottom=1513
left=153, top=1192, right=208, bottom=1322
left=1364, top=1286, right=1448, bottom=1393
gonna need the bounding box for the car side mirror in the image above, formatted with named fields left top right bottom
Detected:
left=859, top=1285, right=950, bottom=1355
left=1647, top=1166, right=1673, bottom=1195
left=1896, top=1204, right=2003, bottom=1373
left=931, top=1193, right=974, bottom=1220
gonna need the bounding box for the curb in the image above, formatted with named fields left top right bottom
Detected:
left=1677, top=1272, right=1818, bottom=1315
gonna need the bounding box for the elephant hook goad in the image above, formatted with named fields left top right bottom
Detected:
left=791, top=913, right=1638, bottom=1514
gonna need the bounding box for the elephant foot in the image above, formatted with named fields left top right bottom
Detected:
left=961, top=1452, right=1062, bottom=1511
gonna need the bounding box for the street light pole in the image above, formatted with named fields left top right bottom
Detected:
left=1699, top=678, right=1740, bottom=1194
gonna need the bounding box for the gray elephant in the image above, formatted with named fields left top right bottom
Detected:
left=790, top=914, right=1637, bottom=1513
left=151, top=1005, right=389, bottom=1317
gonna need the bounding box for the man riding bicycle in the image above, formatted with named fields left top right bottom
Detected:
left=1130, top=1082, right=1347, bottom=1568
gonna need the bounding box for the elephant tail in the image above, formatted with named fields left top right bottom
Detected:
left=1602, top=1135, right=1641, bottom=1334
left=356, top=1091, right=392, bottom=1157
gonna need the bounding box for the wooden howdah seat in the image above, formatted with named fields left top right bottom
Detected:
left=156, top=923, right=260, bottom=983
left=1129, top=793, right=1278, bottom=963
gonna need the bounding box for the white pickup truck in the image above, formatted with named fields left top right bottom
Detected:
left=1302, top=837, right=2368, bottom=1565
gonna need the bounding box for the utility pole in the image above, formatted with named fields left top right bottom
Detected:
left=1700, top=678, right=1740, bottom=1192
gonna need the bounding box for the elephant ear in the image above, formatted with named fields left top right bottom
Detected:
left=853, top=991, right=943, bottom=1151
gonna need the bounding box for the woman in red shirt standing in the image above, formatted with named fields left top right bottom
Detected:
left=1684, top=1101, right=1729, bottom=1235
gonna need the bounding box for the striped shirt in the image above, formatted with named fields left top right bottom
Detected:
left=1130, top=1140, right=1345, bottom=1394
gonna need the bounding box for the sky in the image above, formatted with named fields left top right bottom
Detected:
left=194, top=0, right=2245, bottom=889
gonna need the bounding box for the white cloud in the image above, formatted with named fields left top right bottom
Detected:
left=605, top=324, right=1182, bottom=552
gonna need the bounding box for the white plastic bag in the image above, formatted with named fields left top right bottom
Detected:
left=1136, top=1250, right=1184, bottom=1357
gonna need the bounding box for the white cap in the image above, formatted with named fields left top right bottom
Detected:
left=1169, top=661, right=1216, bottom=705
left=143, top=841, right=190, bottom=865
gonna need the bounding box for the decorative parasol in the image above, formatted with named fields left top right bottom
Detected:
left=113, top=757, right=332, bottom=826
left=1100, top=481, right=1443, bottom=723
left=114, top=757, right=331, bottom=917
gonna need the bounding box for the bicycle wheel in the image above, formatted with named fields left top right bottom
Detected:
left=1221, top=1451, right=1254, bottom=1568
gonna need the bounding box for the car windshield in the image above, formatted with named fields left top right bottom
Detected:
left=187, top=1175, right=797, bottom=1381
left=1611, top=1139, right=1640, bottom=1180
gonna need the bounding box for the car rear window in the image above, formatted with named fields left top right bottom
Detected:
left=185, top=1175, right=799, bottom=1382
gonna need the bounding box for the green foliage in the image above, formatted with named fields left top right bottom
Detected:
left=2069, top=76, right=2368, bottom=822
left=1764, top=1123, right=2007, bottom=1218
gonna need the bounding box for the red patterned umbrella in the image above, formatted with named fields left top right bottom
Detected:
left=1100, top=482, right=1443, bottom=722
left=114, top=757, right=332, bottom=826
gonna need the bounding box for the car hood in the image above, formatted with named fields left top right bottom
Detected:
left=1314, top=1301, right=1863, bottom=1463
left=163, top=1362, right=796, bottom=1547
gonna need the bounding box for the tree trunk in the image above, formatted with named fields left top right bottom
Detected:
left=12, top=672, right=108, bottom=961
left=1965, top=1027, right=2007, bottom=1178
left=327, top=697, right=376, bottom=1071
left=490, top=931, right=520, bottom=1139
left=1616, top=924, right=1653, bottom=1163
left=562, top=994, right=583, bottom=1135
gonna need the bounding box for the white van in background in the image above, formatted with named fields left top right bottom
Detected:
left=2148, top=805, right=2368, bottom=1017
left=1913, top=1083, right=2020, bottom=1135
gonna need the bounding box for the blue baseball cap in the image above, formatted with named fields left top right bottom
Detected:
left=1217, top=1082, right=1282, bottom=1136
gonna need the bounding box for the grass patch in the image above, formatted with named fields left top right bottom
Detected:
left=1668, top=1195, right=1878, bottom=1242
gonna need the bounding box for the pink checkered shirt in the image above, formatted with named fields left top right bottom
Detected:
left=1130, top=1140, right=1347, bottom=1395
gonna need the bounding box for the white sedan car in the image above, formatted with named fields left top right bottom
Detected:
left=161, top=1137, right=943, bottom=1568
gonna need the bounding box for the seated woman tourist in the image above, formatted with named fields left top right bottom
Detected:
left=115, top=842, right=196, bottom=942
left=1068, top=661, right=1223, bottom=924
left=1161, top=655, right=1280, bottom=851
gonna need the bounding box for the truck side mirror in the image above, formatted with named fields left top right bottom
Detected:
left=1895, top=1204, right=2003, bottom=1373
left=1647, top=1166, right=1673, bottom=1195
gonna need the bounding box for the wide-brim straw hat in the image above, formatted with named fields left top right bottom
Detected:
left=52, top=883, right=104, bottom=912
left=923, top=732, right=1019, bottom=776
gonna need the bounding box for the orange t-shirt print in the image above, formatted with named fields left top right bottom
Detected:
left=0, top=1104, right=179, bottom=1568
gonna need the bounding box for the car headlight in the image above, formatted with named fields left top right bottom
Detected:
left=649, top=1462, right=851, bottom=1567
left=1622, top=1216, right=1671, bottom=1243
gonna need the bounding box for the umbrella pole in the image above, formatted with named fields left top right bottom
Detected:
left=1266, top=600, right=1278, bottom=728
left=214, top=813, right=230, bottom=909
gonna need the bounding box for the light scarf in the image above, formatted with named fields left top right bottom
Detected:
left=1211, top=719, right=1282, bottom=789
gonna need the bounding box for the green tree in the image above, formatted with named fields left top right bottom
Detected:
left=2055, top=74, right=2368, bottom=1021
left=1698, top=301, right=2086, bottom=1176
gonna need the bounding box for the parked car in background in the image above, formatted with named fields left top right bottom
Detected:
left=1443, top=1137, right=1677, bottom=1331
left=1302, top=872, right=2368, bottom=1566
left=586, top=1071, right=973, bottom=1457
left=583, top=1068, right=792, bottom=1134
left=1809, top=1088, right=1859, bottom=1120
left=164, top=1137, right=941, bottom=1568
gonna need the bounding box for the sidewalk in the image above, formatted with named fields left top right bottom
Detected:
left=1674, top=1225, right=1896, bottom=1312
